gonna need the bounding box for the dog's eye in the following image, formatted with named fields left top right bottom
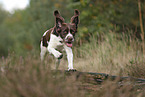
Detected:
left=64, top=31, right=67, bottom=34
left=70, top=29, right=75, bottom=34
left=72, top=32, right=75, bottom=34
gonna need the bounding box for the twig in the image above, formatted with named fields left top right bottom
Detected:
left=138, top=0, right=144, bottom=54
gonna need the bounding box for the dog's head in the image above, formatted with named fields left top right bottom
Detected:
left=54, top=9, right=80, bottom=47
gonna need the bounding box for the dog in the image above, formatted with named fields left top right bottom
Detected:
left=40, top=9, right=79, bottom=70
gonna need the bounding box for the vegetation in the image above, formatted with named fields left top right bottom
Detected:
left=0, top=0, right=145, bottom=97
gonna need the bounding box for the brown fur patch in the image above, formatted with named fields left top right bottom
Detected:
left=41, top=28, right=53, bottom=47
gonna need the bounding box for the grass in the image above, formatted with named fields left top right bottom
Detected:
left=0, top=31, right=145, bottom=97
left=73, top=31, right=145, bottom=76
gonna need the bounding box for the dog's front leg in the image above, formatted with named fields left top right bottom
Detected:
left=64, top=45, right=74, bottom=70
left=55, top=59, right=60, bottom=70
left=48, top=46, right=63, bottom=59
left=48, top=46, right=63, bottom=70
left=48, top=34, right=63, bottom=59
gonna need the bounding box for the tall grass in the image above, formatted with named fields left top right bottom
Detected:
left=0, top=54, right=85, bottom=97
left=73, top=31, right=145, bottom=76
left=0, top=30, right=145, bottom=97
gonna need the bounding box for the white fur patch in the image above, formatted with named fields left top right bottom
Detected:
left=65, top=33, right=74, bottom=41
left=64, top=45, right=73, bottom=70
left=47, top=34, right=63, bottom=58
left=49, top=34, right=63, bottom=48
left=40, top=41, right=47, bottom=60
left=43, top=30, right=49, bottom=36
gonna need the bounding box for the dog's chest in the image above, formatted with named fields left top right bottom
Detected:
left=48, top=34, right=63, bottom=48
left=48, top=34, right=64, bottom=52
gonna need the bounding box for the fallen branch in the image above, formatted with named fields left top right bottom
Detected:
left=52, top=70, right=145, bottom=84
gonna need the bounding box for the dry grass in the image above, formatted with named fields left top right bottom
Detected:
left=73, top=32, right=145, bottom=76
left=0, top=54, right=145, bottom=97
left=0, top=55, right=85, bottom=97
left=0, top=31, right=145, bottom=97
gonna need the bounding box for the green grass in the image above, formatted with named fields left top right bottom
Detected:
left=0, top=31, right=145, bottom=97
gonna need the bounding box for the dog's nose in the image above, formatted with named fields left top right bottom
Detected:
left=68, top=37, right=73, bottom=41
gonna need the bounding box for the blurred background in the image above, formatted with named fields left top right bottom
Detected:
left=0, top=0, right=144, bottom=57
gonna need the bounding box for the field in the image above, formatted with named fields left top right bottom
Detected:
left=0, top=0, right=145, bottom=96
left=0, top=31, right=145, bottom=97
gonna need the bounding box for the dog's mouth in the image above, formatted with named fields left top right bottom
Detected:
left=65, top=41, right=73, bottom=47
left=64, top=37, right=74, bottom=47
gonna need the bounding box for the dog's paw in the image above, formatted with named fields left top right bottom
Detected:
left=68, top=69, right=77, bottom=72
left=58, top=54, right=63, bottom=59
left=54, top=51, right=63, bottom=59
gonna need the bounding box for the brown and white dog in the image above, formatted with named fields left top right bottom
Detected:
left=40, top=9, right=79, bottom=70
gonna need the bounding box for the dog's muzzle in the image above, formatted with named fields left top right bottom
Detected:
left=65, top=36, right=74, bottom=47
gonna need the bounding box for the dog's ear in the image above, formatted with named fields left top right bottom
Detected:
left=54, top=10, right=64, bottom=32
left=71, top=9, right=80, bottom=29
